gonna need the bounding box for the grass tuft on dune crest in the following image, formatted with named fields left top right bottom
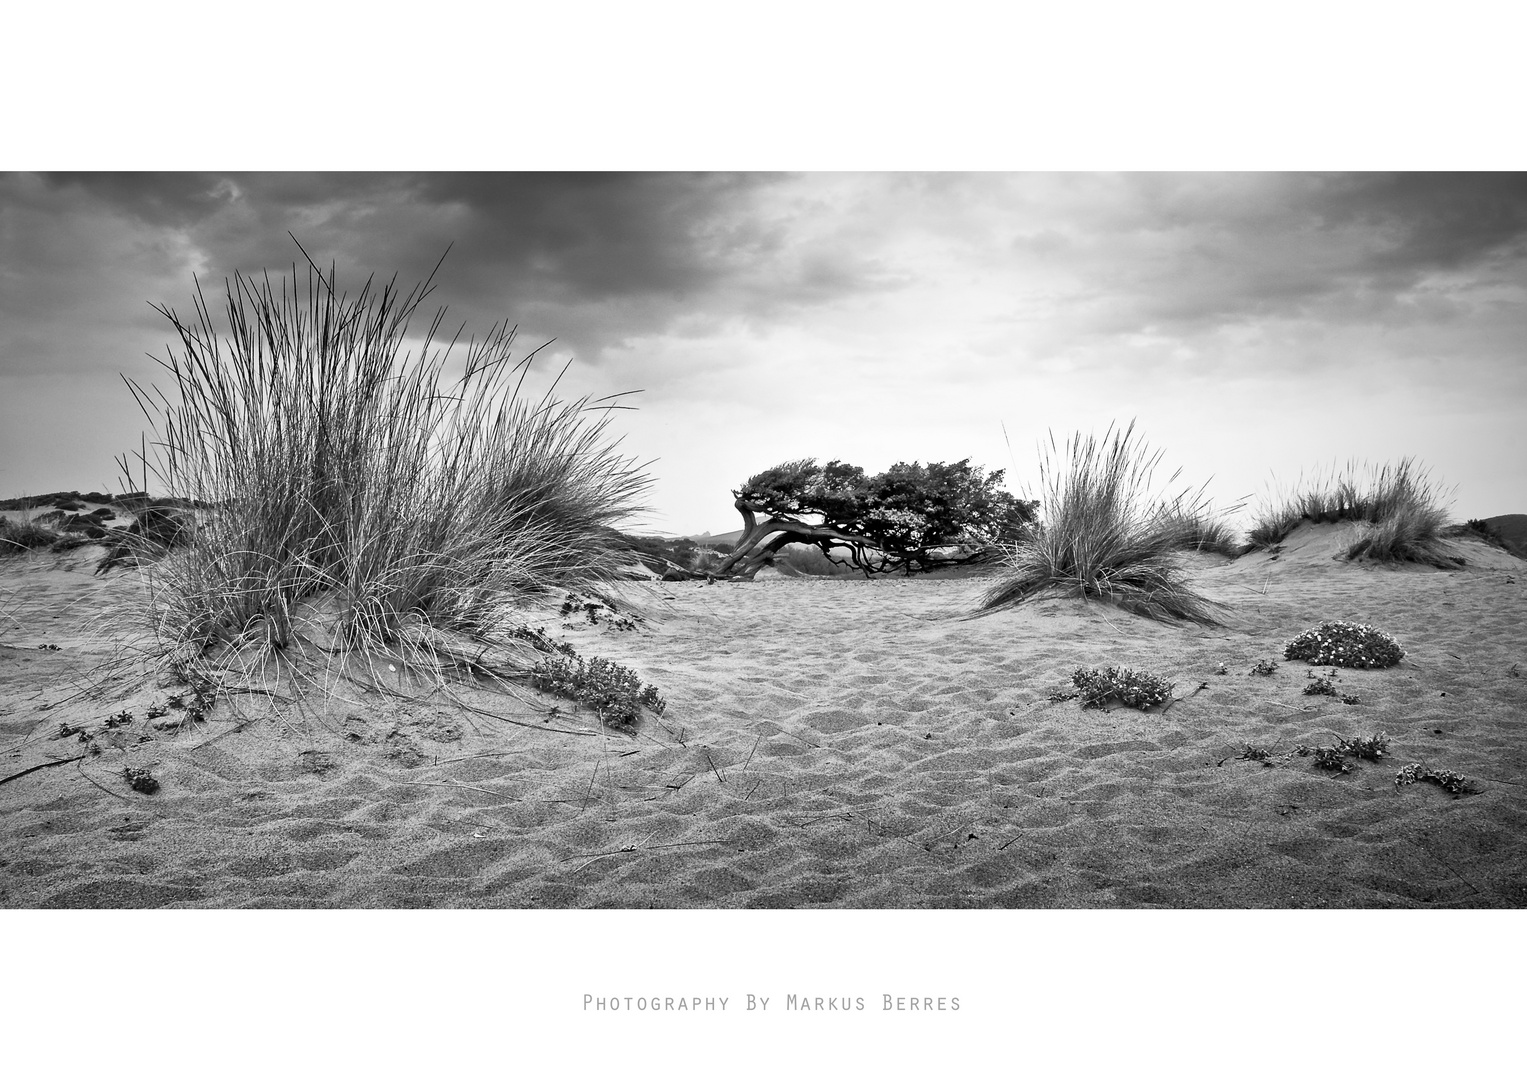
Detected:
left=1248, top=459, right=1459, bottom=567
left=120, top=244, right=654, bottom=708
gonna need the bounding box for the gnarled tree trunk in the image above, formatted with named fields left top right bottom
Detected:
left=711, top=498, right=881, bottom=579
left=711, top=497, right=993, bottom=579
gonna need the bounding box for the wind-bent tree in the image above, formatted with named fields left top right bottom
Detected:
left=713, top=458, right=1038, bottom=578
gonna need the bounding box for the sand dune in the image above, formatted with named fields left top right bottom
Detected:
left=3, top=525, right=1525, bottom=908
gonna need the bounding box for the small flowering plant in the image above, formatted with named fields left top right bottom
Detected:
left=1284, top=621, right=1404, bottom=669
left=1071, top=666, right=1175, bottom=710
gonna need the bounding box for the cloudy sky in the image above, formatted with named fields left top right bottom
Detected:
left=2, top=171, right=1524, bottom=534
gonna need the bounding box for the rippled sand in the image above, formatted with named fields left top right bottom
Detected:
left=3, top=525, right=1525, bottom=908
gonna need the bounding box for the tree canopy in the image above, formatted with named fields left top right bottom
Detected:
left=713, top=457, right=1038, bottom=578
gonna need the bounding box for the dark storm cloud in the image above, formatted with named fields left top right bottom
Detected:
left=31, top=172, right=884, bottom=365
left=411, top=172, right=787, bottom=300
left=40, top=172, right=236, bottom=226
left=1031, top=172, right=1527, bottom=342
left=1312, top=171, right=1527, bottom=272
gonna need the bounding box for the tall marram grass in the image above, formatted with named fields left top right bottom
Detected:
left=979, top=422, right=1225, bottom=625
left=1247, top=459, right=1458, bottom=567
left=0, top=517, right=64, bottom=555
left=123, top=249, right=650, bottom=692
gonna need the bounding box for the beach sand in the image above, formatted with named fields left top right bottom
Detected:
left=3, top=525, right=1525, bottom=909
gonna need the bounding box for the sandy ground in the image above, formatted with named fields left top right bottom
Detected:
left=3, top=524, right=1525, bottom=909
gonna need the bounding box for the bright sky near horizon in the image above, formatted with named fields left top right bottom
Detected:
left=2, top=170, right=1524, bottom=536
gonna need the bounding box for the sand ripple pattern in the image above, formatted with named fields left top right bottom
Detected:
left=3, top=536, right=1526, bottom=907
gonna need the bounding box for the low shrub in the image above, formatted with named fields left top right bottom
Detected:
left=0, top=517, right=64, bottom=554
left=1303, top=675, right=1338, bottom=697
left=529, top=651, right=666, bottom=729
left=1070, top=665, right=1175, bottom=710
left=1337, top=733, right=1389, bottom=760
left=1284, top=621, right=1404, bottom=669
left=1295, top=733, right=1389, bottom=774
left=1296, top=745, right=1352, bottom=773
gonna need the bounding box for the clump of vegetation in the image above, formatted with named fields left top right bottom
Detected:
left=0, top=517, right=65, bottom=555
left=1300, top=670, right=1360, bottom=702
left=980, top=422, right=1227, bottom=625
left=1297, top=745, right=1352, bottom=773
left=1070, top=665, right=1175, bottom=710
left=1150, top=498, right=1242, bottom=557
left=1240, top=744, right=1273, bottom=764
left=560, top=591, right=643, bottom=631
left=507, top=625, right=577, bottom=657
left=1303, top=675, right=1339, bottom=697
left=1285, top=621, right=1404, bottom=669
left=1338, top=733, right=1389, bottom=760
left=1247, top=459, right=1460, bottom=567
left=118, top=244, right=652, bottom=705
left=1250, top=659, right=1279, bottom=676
left=122, top=766, right=159, bottom=794
left=529, top=650, right=666, bottom=730
left=718, top=457, right=1037, bottom=578
left=1295, top=732, right=1389, bottom=773
left=1395, top=762, right=1472, bottom=796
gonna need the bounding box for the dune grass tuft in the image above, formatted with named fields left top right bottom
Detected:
left=1247, top=459, right=1459, bottom=566
left=1149, top=498, right=1242, bottom=557
left=979, top=421, right=1225, bottom=625
left=0, top=517, right=64, bottom=555
left=120, top=245, right=654, bottom=711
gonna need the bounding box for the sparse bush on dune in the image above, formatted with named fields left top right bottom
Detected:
left=1284, top=621, right=1404, bottom=669
left=1070, top=665, right=1175, bottom=710
left=0, top=517, right=64, bottom=555
left=1247, top=459, right=1460, bottom=567
left=979, top=421, right=1225, bottom=625
left=120, top=244, right=658, bottom=722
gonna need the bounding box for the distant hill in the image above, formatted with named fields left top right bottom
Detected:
left=1484, top=514, right=1527, bottom=557
left=682, top=529, right=744, bottom=547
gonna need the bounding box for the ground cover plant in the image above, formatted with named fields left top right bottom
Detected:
left=1294, top=734, right=1388, bottom=774
left=1284, top=621, right=1404, bottom=669
left=116, top=243, right=660, bottom=726
left=1070, top=665, right=1175, bottom=710
left=1303, top=674, right=1339, bottom=697
left=529, top=650, right=666, bottom=730
left=980, top=422, right=1226, bottom=624
left=1247, top=458, right=1460, bottom=566
left=1395, top=762, right=1473, bottom=796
